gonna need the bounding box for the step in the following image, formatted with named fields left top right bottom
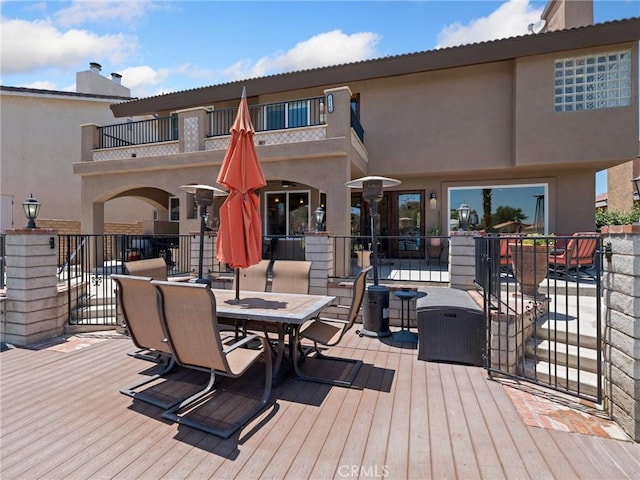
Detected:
left=522, top=358, right=599, bottom=399
left=71, top=304, right=117, bottom=321
left=525, top=338, right=598, bottom=373
left=534, top=320, right=599, bottom=350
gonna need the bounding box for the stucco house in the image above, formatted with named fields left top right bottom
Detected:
left=0, top=63, right=154, bottom=234
left=75, top=0, right=639, bottom=256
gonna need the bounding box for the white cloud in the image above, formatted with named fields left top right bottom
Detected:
left=54, top=0, right=153, bottom=27
left=436, top=0, right=543, bottom=48
left=0, top=18, right=135, bottom=74
left=223, top=30, right=380, bottom=80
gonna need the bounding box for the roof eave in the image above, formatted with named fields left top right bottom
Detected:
left=110, top=17, right=640, bottom=118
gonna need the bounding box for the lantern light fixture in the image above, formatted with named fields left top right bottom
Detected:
left=314, top=205, right=325, bottom=232
left=457, top=203, right=471, bottom=231
left=22, top=193, right=41, bottom=229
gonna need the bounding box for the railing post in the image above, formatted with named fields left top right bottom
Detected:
left=2, top=228, right=61, bottom=346
left=176, top=107, right=207, bottom=153
left=80, top=123, right=99, bottom=161
left=601, top=224, right=640, bottom=442
left=449, top=232, right=478, bottom=290
left=305, top=232, right=333, bottom=296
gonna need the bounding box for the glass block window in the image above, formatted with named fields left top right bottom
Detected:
left=554, top=50, right=632, bottom=112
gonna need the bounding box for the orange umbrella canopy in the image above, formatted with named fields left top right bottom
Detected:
left=215, top=88, right=266, bottom=269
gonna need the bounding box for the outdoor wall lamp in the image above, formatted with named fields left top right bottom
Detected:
left=457, top=203, right=470, bottom=231
left=179, top=184, right=227, bottom=284
left=632, top=176, right=640, bottom=201
left=314, top=205, right=325, bottom=232
left=429, top=192, right=437, bottom=210
left=22, top=193, right=41, bottom=229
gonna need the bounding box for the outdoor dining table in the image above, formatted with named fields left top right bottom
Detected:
left=211, top=288, right=336, bottom=383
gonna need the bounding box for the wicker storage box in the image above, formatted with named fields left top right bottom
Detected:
left=416, top=287, right=485, bottom=366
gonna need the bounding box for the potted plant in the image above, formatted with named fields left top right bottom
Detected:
left=429, top=227, right=442, bottom=247
left=509, top=234, right=554, bottom=297
left=354, top=243, right=371, bottom=269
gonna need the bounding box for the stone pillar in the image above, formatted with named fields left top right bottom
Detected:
left=305, top=232, right=333, bottom=295
left=601, top=224, right=640, bottom=442
left=449, top=232, right=477, bottom=289
left=189, top=231, right=215, bottom=280
left=3, top=229, right=60, bottom=346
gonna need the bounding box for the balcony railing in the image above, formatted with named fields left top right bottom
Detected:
left=207, top=97, right=326, bottom=137
left=98, top=116, right=178, bottom=149
left=95, top=95, right=366, bottom=150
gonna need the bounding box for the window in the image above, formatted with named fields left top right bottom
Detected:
left=449, top=184, right=547, bottom=233
left=265, top=191, right=310, bottom=235
left=554, top=50, right=631, bottom=112
left=169, top=197, right=179, bottom=222
left=264, top=100, right=310, bottom=130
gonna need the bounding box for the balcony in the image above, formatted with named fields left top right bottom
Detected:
left=84, top=92, right=365, bottom=163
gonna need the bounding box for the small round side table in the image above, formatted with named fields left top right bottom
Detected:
left=393, top=289, right=425, bottom=343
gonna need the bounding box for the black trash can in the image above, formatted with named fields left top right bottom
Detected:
left=358, top=285, right=392, bottom=338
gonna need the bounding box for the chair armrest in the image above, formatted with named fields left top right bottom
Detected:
left=316, top=316, right=349, bottom=325
left=223, top=333, right=261, bottom=354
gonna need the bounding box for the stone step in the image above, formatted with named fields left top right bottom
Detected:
left=522, top=358, right=599, bottom=399
left=525, top=338, right=598, bottom=373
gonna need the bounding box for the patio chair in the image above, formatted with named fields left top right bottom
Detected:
left=151, top=280, right=272, bottom=438
left=548, top=232, right=599, bottom=280
left=231, top=259, right=270, bottom=292
left=111, top=274, right=178, bottom=409
left=499, top=237, right=512, bottom=274
left=270, top=260, right=312, bottom=294
left=292, top=265, right=372, bottom=388
left=124, top=257, right=168, bottom=281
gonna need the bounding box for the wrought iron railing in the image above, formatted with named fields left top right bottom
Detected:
left=95, top=95, right=366, bottom=150
left=207, top=97, right=326, bottom=137
left=98, top=116, right=178, bottom=148
left=331, top=235, right=449, bottom=282
left=0, top=234, right=5, bottom=289
left=476, top=233, right=603, bottom=402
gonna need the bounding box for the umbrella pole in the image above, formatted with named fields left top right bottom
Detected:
left=235, top=268, right=240, bottom=301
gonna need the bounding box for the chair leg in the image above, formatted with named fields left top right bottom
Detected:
left=161, top=338, right=273, bottom=439
left=292, top=328, right=362, bottom=388
left=120, top=356, right=185, bottom=410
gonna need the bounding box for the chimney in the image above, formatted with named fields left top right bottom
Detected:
left=89, top=62, right=102, bottom=74
left=111, top=72, right=122, bottom=85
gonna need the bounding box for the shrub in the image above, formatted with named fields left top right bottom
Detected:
left=596, top=206, right=640, bottom=230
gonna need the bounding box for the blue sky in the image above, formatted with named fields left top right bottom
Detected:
left=2, top=0, right=638, bottom=193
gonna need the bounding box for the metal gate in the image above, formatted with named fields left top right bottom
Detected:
left=59, top=234, right=191, bottom=327
left=476, top=234, right=603, bottom=403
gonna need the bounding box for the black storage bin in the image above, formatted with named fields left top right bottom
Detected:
left=416, top=287, right=485, bottom=366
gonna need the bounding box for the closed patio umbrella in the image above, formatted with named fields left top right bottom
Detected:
left=216, top=87, right=266, bottom=301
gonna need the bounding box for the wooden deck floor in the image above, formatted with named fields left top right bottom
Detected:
left=1, top=331, right=639, bottom=480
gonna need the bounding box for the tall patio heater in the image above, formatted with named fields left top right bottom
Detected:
left=346, top=175, right=401, bottom=338
left=179, top=184, right=227, bottom=285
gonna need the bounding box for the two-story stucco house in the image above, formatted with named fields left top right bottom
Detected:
left=75, top=0, right=639, bottom=258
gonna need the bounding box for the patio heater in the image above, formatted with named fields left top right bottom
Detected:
left=346, top=175, right=401, bottom=338
left=179, top=184, right=227, bottom=285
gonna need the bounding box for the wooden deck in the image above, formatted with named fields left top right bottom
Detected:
left=1, top=331, right=639, bottom=480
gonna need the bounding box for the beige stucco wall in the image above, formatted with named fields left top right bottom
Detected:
left=0, top=91, right=155, bottom=232
left=75, top=39, right=638, bottom=237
